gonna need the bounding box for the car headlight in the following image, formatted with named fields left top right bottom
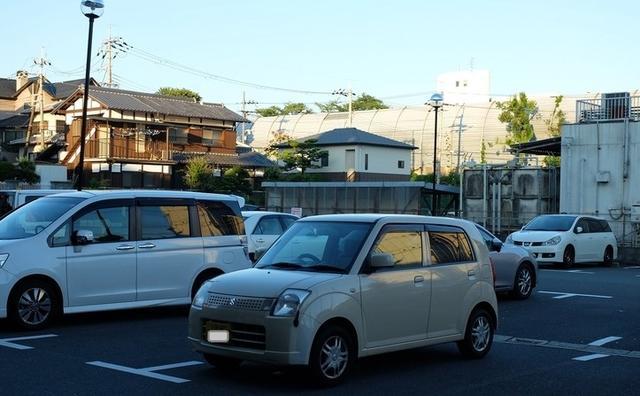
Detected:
left=505, top=234, right=513, bottom=244
left=0, top=254, right=8, bottom=268
left=192, top=283, right=211, bottom=308
left=272, top=289, right=310, bottom=317
left=542, top=236, right=562, bottom=246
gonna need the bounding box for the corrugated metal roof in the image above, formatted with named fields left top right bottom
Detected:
left=173, top=151, right=275, bottom=167
left=87, top=87, right=246, bottom=122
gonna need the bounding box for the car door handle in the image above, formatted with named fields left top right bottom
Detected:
left=414, top=275, right=424, bottom=283
left=138, top=243, right=156, bottom=249
left=467, top=270, right=476, bottom=277
left=116, top=245, right=135, bottom=251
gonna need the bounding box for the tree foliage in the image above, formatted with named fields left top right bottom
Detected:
left=156, top=87, right=202, bottom=102
left=410, top=171, right=460, bottom=186
left=0, top=158, right=40, bottom=184
left=183, top=157, right=251, bottom=196
left=184, top=156, right=212, bottom=191
left=544, top=95, right=566, bottom=138
left=268, top=138, right=326, bottom=175
left=497, top=92, right=538, bottom=145
left=256, top=102, right=313, bottom=117
left=316, top=93, right=388, bottom=113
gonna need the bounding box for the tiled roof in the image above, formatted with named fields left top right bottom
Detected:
left=0, top=79, right=15, bottom=98
left=0, top=111, right=29, bottom=128
left=47, top=79, right=87, bottom=99
left=173, top=151, right=275, bottom=168
left=84, top=86, right=247, bottom=122
left=278, top=127, right=416, bottom=149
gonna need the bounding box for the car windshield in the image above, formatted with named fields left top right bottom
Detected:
left=523, top=215, right=577, bottom=231
left=255, top=221, right=372, bottom=273
left=0, top=196, right=84, bottom=240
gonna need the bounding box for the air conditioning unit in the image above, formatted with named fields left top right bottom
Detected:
left=602, top=92, right=630, bottom=120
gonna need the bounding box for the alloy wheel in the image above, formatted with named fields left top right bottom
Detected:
left=18, top=287, right=52, bottom=326
left=319, top=335, right=349, bottom=379
left=517, top=267, right=532, bottom=296
left=471, top=315, right=491, bottom=352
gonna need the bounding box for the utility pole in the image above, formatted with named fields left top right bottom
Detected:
left=456, top=107, right=465, bottom=173
left=332, top=87, right=356, bottom=127
left=239, top=91, right=257, bottom=144
left=33, top=49, right=51, bottom=153
left=98, top=31, right=129, bottom=88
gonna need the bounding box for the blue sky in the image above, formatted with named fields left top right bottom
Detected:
left=3, top=0, right=638, bottom=112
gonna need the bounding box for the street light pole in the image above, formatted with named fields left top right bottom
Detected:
left=77, top=0, right=104, bottom=191
left=426, top=93, right=443, bottom=216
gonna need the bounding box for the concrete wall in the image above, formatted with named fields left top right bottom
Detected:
left=561, top=121, right=640, bottom=244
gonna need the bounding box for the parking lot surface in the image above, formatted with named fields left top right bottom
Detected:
left=1, top=264, right=639, bottom=395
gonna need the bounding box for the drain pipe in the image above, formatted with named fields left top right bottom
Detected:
left=483, top=165, right=488, bottom=227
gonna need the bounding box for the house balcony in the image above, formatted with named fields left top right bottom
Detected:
left=84, top=137, right=174, bottom=162
left=576, top=93, right=640, bottom=123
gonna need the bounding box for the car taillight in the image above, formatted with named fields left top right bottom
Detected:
left=489, top=257, right=496, bottom=288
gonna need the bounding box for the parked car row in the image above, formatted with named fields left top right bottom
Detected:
left=0, top=190, right=618, bottom=385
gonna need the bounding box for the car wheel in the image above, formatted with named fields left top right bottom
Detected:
left=562, top=246, right=575, bottom=269
left=9, top=280, right=58, bottom=330
left=511, top=264, right=534, bottom=300
left=309, top=325, right=355, bottom=386
left=457, top=308, right=494, bottom=359
left=602, top=246, right=614, bottom=267
left=202, top=353, right=242, bottom=370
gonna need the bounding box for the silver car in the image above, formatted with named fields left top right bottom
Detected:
left=475, top=224, right=538, bottom=299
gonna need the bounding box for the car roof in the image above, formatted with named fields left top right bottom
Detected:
left=298, top=213, right=476, bottom=227
left=41, top=189, right=241, bottom=202
left=242, top=211, right=298, bottom=218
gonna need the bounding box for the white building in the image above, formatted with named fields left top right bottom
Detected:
left=436, top=70, right=491, bottom=104
left=277, top=127, right=415, bottom=181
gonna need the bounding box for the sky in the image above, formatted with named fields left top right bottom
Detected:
left=2, top=0, right=639, bottom=114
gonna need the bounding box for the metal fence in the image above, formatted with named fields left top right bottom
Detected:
left=576, top=94, right=640, bottom=122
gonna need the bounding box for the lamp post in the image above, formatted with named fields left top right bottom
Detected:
left=76, top=0, right=104, bottom=190
left=426, top=93, right=443, bottom=216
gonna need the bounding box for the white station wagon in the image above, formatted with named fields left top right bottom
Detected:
left=189, top=214, right=498, bottom=385
left=505, top=214, right=617, bottom=268
left=0, top=190, right=252, bottom=330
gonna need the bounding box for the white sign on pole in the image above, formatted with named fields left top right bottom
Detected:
left=291, top=207, right=302, bottom=218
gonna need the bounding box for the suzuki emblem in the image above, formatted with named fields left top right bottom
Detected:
left=229, top=297, right=236, bottom=306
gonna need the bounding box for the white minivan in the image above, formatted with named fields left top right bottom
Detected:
left=189, top=214, right=498, bottom=385
left=0, top=190, right=252, bottom=329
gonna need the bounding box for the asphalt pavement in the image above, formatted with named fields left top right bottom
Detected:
left=1, top=263, right=639, bottom=395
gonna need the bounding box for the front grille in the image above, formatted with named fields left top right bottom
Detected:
left=205, top=293, right=272, bottom=311
left=514, top=241, right=542, bottom=247
left=202, top=320, right=266, bottom=350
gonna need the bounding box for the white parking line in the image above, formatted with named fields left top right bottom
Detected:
left=573, top=354, right=609, bottom=361
left=589, top=336, right=622, bottom=346
left=567, top=270, right=595, bottom=274
left=86, top=360, right=203, bottom=384
left=624, top=266, right=640, bottom=269
left=538, top=291, right=612, bottom=299
left=0, top=334, right=58, bottom=350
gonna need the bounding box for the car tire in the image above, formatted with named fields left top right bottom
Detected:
left=202, top=353, right=242, bottom=370
left=511, top=264, right=534, bottom=300
left=457, top=308, right=494, bottom=359
left=602, top=246, right=614, bottom=267
left=9, top=279, right=58, bottom=330
left=561, top=246, right=575, bottom=269
left=308, top=325, right=355, bottom=386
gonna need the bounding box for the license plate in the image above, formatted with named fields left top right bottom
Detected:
left=207, top=330, right=230, bottom=343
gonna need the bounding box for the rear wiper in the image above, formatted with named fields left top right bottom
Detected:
left=304, top=264, right=347, bottom=274
left=262, top=262, right=304, bottom=270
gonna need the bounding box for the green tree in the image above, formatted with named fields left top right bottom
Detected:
left=410, top=171, right=460, bottom=186
left=544, top=95, right=566, bottom=138
left=0, top=158, right=40, bottom=183
left=256, top=102, right=313, bottom=117
left=497, top=92, right=538, bottom=145
left=271, top=139, right=326, bottom=175
left=480, top=140, right=487, bottom=164
left=315, top=100, right=346, bottom=113
left=184, top=156, right=212, bottom=191
left=316, top=93, right=388, bottom=113
left=156, top=87, right=202, bottom=102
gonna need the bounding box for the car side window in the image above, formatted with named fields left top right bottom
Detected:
left=73, top=206, right=130, bottom=243
left=140, top=205, right=190, bottom=240
left=575, top=218, right=589, bottom=233
left=600, top=220, right=612, bottom=232
left=281, top=216, right=296, bottom=229
left=255, top=216, right=284, bottom=235
left=370, top=226, right=423, bottom=270
left=476, top=226, right=494, bottom=249
left=198, top=201, right=244, bottom=236
left=586, top=218, right=602, bottom=233
left=429, top=227, right=475, bottom=264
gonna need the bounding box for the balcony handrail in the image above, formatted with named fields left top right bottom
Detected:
left=576, top=94, right=640, bottom=123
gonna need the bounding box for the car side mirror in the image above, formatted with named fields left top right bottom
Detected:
left=575, top=226, right=583, bottom=234
left=72, top=229, right=94, bottom=245
left=369, top=252, right=395, bottom=269
left=490, top=239, right=503, bottom=252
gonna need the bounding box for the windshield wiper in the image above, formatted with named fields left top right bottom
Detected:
left=304, top=264, right=347, bottom=274
left=261, top=262, right=304, bottom=270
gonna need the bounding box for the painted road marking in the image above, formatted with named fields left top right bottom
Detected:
left=538, top=291, right=612, bottom=299
left=624, top=266, right=640, bottom=269
left=0, top=334, right=58, bottom=350
left=573, top=354, right=609, bottom=361
left=589, top=336, right=622, bottom=346
left=87, top=360, right=203, bottom=384
left=496, top=335, right=639, bottom=360
left=567, top=270, right=595, bottom=274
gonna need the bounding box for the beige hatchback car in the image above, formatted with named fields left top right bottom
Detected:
left=189, top=214, right=498, bottom=385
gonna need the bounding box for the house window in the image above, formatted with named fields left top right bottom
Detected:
left=56, top=120, right=66, bottom=133
left=365, top=154, right=368, bottom=170
left=398, top=160, right=405, bottom=169
left=455, top=81, right=459, bottom=87
left=169, top=128, right=188, bottom=145
left=202, top=129, right=222, bottom=147
left=463, top=80, right=468, bottom=87
left=321, top=152, right=329, bottom=167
